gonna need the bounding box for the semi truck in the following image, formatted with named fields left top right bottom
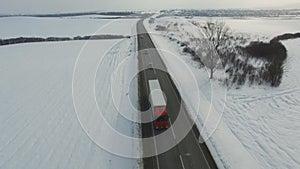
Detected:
left=148, top=79, right=170, bottom=130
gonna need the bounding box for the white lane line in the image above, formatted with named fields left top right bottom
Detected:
left=162, top=75, right=212, bottom=169
left=149, top=55, right=157, bottom=76
left=150, top=122, right=160, bottom=169
left=142, top=34, right=210, bottom=169
left=190, top=124, right=211, bottom=169
left=144, top=60, right=160, bottom=169
left=168, top=118, right=176, bottom=140
left=179, top=154, right=186, bottom=169
left=153, top=67, right=157, bottom=75
left=149, top=62, right=157, bottom=76
left=140, top=48, right=160, bottom=169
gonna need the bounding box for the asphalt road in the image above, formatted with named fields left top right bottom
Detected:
left=137, top=19, right=218, bottom=169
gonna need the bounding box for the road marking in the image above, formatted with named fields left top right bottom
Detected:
left=140, top=24, right=213, bottom=169
left=168, top=118, right=176, bottom=140
left=153, top=67, right=157, bottom=75
left=151, top=122, right=160, bottom=169
left=189, top=124, right=211, bottom=169
left=185, top=152, right=191, bottom=156
left=179, top=154, right=186, bottom=169
left=139, top=43, right=161, bottom=169
left=142, top=55, right=160, bottom=169
left=161, top=73, right=212, bottom=169
left=149, top=55, right=157, bottom=76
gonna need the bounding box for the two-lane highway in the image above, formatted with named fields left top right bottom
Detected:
left=137, top=19, right=218, bottom=169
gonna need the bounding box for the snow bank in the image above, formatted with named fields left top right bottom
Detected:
left=145, top=16, right=300, bottom=169
left=144, top=18, right=261, bottom=169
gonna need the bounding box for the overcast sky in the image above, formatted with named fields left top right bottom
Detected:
left=0, top=0, right=299, bottom=14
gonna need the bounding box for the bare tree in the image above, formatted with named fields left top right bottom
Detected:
left=195, top=20, right=230, bottom=79
left=196, top=39, right=220, bottom=79
left=201, top=20, right=230, bottom=50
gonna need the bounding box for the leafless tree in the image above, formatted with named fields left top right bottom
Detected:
left=195, top=20, right=230, bottom=79
left=201, top=20, right=230, bottom=50
left=196, top=39, right=220, bottom=79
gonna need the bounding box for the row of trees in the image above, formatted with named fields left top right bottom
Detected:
left=0, top=35, right=129, bottom=46
left=182, top=20, right=287, bottom=87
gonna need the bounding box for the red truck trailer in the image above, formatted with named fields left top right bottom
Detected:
left=148, top=79, right=170, bottom=130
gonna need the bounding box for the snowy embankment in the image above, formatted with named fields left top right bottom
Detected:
left=144, top=16, right=300, bottom=169
left=144, top=18, right=260, bottom=169
left=0, top=17, right=140, bottom=169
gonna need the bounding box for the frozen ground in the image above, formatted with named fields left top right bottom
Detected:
left=221, top=39, right=300, bottom=169
left=145, top=16, right=300, bottom=169
left=0, top=17, right=140, bottom=169
left=0, top=16, right=138, bottom=38
left=212, top=17, right=300, bottom=40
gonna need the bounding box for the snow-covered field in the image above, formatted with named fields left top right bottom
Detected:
left=145, top=16, right=300, bottom=169
left=0, top=16, right=137, bottom=38
left=0, top=17, right=140, bottom=169
left=217, top=17, right=300, bottom=40
left=1, top=13, right=299, bottom=169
